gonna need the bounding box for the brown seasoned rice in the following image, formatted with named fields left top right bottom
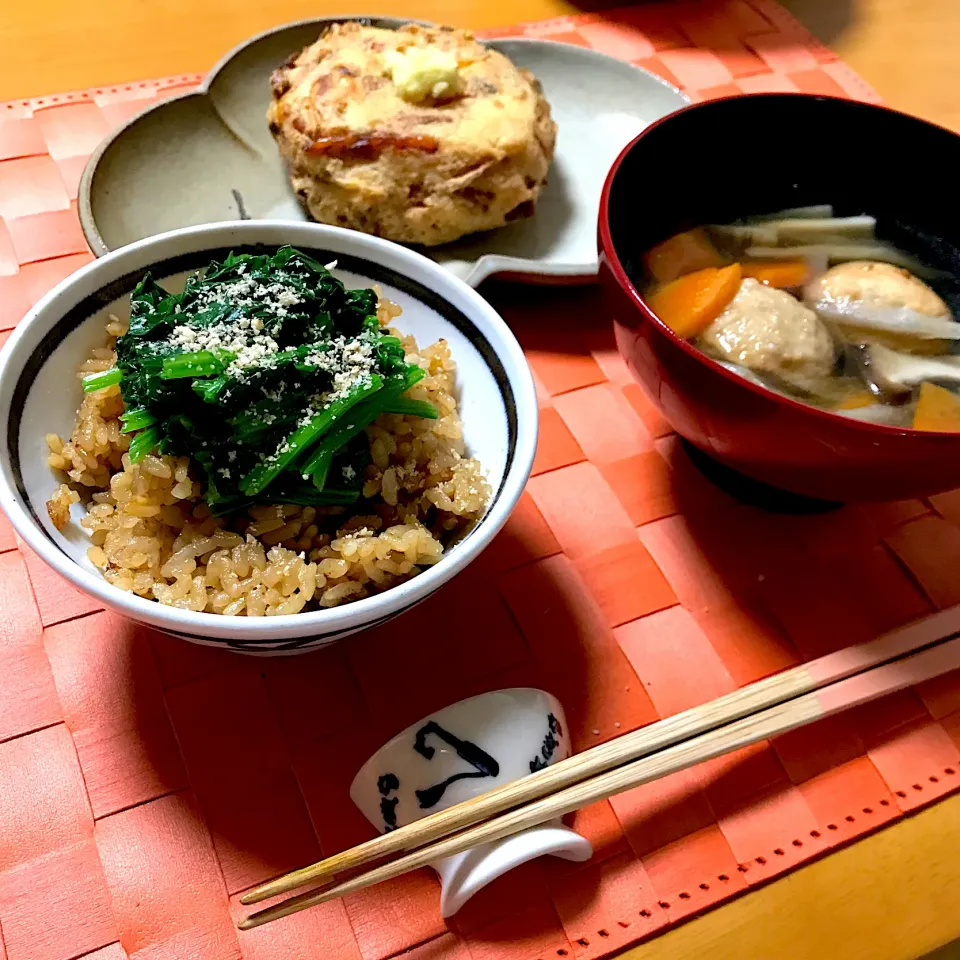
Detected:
left=46, top=300, right=490, bottom=615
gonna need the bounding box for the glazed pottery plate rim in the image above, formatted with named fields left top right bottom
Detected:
left=78, top=16, right=689, bottom=285
left=599, top=91, right=960, bottom=441
left=0, top=220, right=538, bottom=642
left=77, top=14, right=425, bottom=261
left=453, top=37, right=689, bottom=287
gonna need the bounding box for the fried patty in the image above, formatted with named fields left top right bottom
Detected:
left=267, top=22, right=557, bottom=246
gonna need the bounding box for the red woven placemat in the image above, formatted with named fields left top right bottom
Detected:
left=4, top=4, right=959, bottom=960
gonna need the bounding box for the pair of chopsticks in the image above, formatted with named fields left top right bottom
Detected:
left=237, top=605, right=960, bottom=930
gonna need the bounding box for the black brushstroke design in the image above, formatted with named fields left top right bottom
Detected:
left=413, top=721, right=499, bottom=809
left=529, top=713, right=562, bottom=773
left=378, top=772, right=400, bottom=795
left=380, top=795, right=400, bottom=831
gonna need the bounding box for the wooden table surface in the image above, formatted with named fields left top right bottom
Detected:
left=3, top=1, right=960, bottom=958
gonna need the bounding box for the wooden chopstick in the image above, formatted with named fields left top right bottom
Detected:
left=241, top=605, right=960, bottom=909
left=238, top=611, right=960, bottom=930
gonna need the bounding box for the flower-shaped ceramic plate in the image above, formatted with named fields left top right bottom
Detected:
left=78, top=16, right=689, bottom=287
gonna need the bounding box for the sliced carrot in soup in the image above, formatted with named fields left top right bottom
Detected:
left=740, top=258, right=810, bottom=288
left=647, top=263, right=742, bottom=339
left=643, top=229, right=727, bottom=283
left=913, top=382, right=960, bottom=431
left=835, top=391, right=879, bottom=410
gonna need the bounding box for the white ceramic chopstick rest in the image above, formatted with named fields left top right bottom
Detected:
left=350, top=688, right=592, bottom=916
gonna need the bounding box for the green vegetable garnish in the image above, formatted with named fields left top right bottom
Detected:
left=129, top=425, right=162, bottom=464
left=103, top=246, right=432, bottom=513
left=118, top=408, right=157, bottom=434
left=240, top=374, right=384, bottom=497
left=383, top=398, right=439, bottom=419
left=161, top=350, right=232, bottom=380
left=307, top=449, right=333, bottom=491
left=82, top=368, right=123, bottom=393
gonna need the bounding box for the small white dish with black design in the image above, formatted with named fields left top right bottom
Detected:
left=351, top=688, right=592, bottom=917
left=78, top=15, right=689, bottom=286
left=0, top=221, right=536, bottom=654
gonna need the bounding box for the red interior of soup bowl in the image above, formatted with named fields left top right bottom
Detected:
left=598, top=93, right=960, bottom=503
